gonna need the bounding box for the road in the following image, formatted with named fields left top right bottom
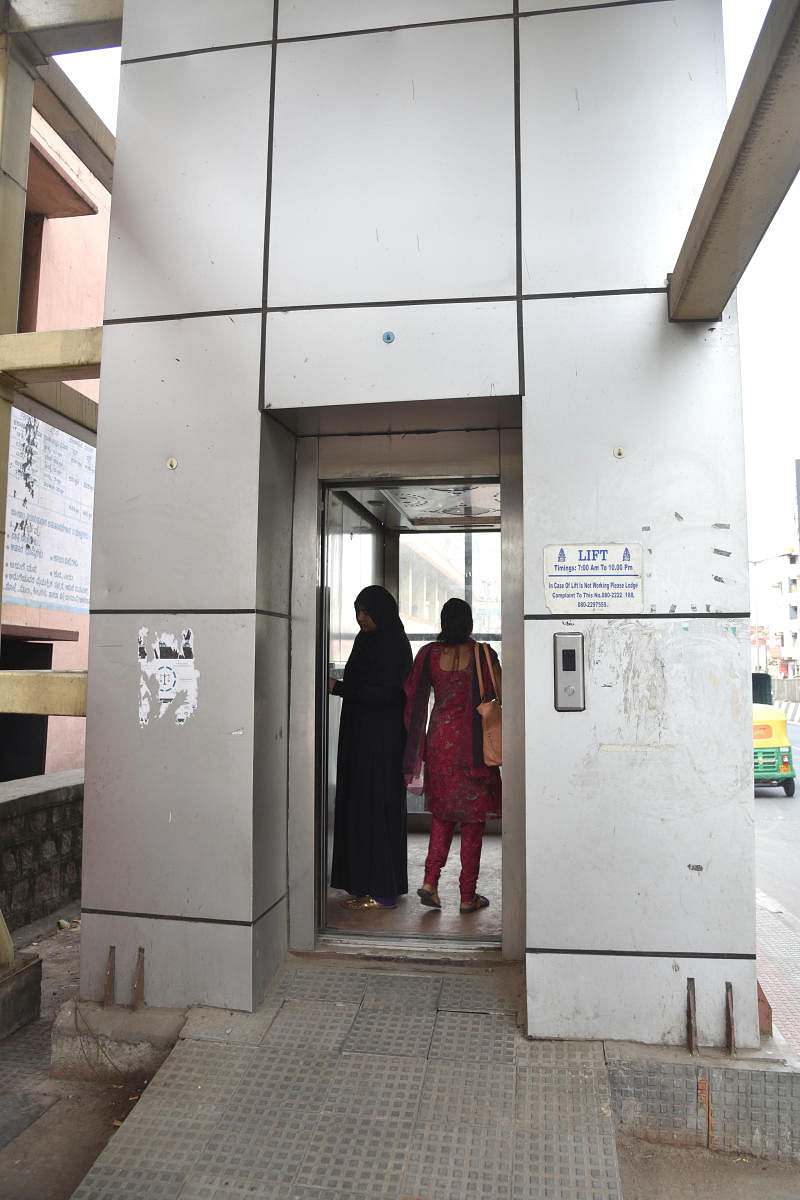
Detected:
left=755, top=721, right=800, bottom=917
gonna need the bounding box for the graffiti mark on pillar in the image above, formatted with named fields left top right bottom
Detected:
left=138, top=628, right=199, bottom=727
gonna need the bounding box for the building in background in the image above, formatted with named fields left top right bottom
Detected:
left=748, top=459, right=800, bottom=677
left=0, top=94, right=108, bottom=778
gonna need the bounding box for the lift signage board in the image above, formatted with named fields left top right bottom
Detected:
left=544, top=543, right=643, bottom=613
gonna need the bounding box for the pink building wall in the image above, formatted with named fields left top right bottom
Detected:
left=1, top=109, right=109, bottom=772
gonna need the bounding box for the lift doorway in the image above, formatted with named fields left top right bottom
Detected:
left=286, top=422, right=524, bottom=961
left=320, top=482, right=503, bottom=942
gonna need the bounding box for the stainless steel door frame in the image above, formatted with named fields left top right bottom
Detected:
left=319, top=488, right=385, bottom=930
left=287, top=425, right=524, bottom=959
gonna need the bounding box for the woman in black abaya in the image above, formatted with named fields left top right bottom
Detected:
left=328, top=585, right=413, bottom=909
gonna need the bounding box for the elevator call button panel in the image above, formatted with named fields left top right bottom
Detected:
left=553, top=632, right=585, bottom=712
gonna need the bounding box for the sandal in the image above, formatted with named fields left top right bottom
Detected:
left=417, top=886, right=441, bottom=909
left=459, top=894, right=490, bottom=913
left=341, top=895, right=396, bottom=910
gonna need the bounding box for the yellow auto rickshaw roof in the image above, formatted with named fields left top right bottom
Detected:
left=753, top=703, right=786, bottom=721
left=753, top=702, right=789, bottom=746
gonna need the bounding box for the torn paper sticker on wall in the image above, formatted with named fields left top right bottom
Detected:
left=138, top=628, right=199, bottom=727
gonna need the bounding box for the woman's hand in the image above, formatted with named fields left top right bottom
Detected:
left=328, top=676, right=338, bottom=694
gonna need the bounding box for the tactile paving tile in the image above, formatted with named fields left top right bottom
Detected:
left=93, top=1128, right=211, bottom=1173
left=267, top=964, right=370, bottom=1004
left=259, top=999, right=358, bottom=1052
left=402, top=1122, right=515, bottom=1199
left=361, top=972, right=443, bottom=1011
left=146, top=1039, right=257, bottom=1096
left=127, top=1080, right=238, bottom=1123
left=515, top=1066, right=614, bottom=1128
left=515, top=1039, right=606, bottom=1067
left=708, top=1066, right=800, bottom=1158
left=438, top=973, right=521, bottom=1015
left=193, top=1110, right=318, bottom=1183
left=429, top=1010, right=518, bottom=1064
left=177, top=1173, right=280, bottom=1199
left=295, top=1114, right=412, bottom=1194
left=320, top=1051, right=425, bottom=1120
left=179, top=1176, right=370, bottom=1200
left=607, top=1062, right=707, bottom=1147
left=283, top=1190, right=373, bottom=1200
left=221, top=1047, right=340, bottom=1121
left=419, top=1060, right=516, bottom=1128
left=757, top=907, right=800, bottom=980
left=0, top=1093, right=56, bottom=1151
left=70, top=1164, right=187, bottom=1200
left=511, top=1126, right=623, bottom=1200
left=0, top=1017, right=52, bottom=1086
left=342, top=1009, right=436, bottom=1057
left=180, top=1000, right=282, bottom=1045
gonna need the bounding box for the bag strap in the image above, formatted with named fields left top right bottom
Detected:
left=481, top=643, right=501, bottom=706
left=474, top=640, right=485, bottom=702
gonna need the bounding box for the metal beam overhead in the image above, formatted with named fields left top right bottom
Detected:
left=0, top=327, right=102, bottom=385
left=6, top=2, right=121, bottom=55
left=33, top=61, right=114, bottom=191
left=0, top=669, right=88, bottom=716
left=14, top=380, right=98, bottom=435
left=669, top=0, right=800, bottom=321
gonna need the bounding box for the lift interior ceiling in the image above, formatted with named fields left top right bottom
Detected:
left=343, top=482, right=501, bottom=532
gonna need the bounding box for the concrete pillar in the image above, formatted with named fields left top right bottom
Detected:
left=80, top=317, right=294, bottom=1009
left=0, top=37, right=33, bottom=334
left=0, top=37, right=33, bottom=618
left=79, top=13, right=295, bottom=1009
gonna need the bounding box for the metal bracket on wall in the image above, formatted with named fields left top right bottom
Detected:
left=133, top=946, right=145, bottom=1010
left=103, top=945, right=115, bottom=1007
left=725, top=981, right=735, bottom=1055
left=686, top=977, right=698, bottom=1054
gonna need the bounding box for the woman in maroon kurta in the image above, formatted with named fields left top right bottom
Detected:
left=403, top=598, right=501, bottom=912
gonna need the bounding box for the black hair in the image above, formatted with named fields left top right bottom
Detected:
left=437, top=597, right=473, bottom=646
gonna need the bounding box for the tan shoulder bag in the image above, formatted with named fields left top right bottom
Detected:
left=474, top=642, right=502, bottom=767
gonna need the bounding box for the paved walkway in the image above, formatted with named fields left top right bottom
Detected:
left=69, top=956, right=623, bottom=1200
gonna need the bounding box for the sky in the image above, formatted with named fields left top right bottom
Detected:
left=720, top=0, right=800, bottom=564
left=53, top=6, right=798, bottom=563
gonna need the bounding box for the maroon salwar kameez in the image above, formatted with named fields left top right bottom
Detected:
left=403, top=640, right=501, bottom=902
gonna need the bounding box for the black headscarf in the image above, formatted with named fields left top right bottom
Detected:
left=342, top=585, right=412, bottom=692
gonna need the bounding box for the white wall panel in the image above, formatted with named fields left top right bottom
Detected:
left=519, top=1, right=725, bottom=292
left=80, top=911, right=269, bottom=1010
left=92, top=316, right=262, bottom=611
left=104, top=48, right=270, bottom=320
left=522, top=294, right=747, bottom=616
left=524, top=616, right=754, bottom=954
left=83, top=612, right=261, bottom=921
left=121, top=0, right=274, bottom=60
left=268, top=22, right=516, bottom=306
left=521, top=0, right=657, bottom=9
left=526, top=954, right=759, bottom=1048
left=278, top=1, right=511, bottom=38
left=266, top=302, right=518, bottom=408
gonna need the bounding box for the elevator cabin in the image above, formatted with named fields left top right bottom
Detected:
left=285, top=421, right=524, bottom=962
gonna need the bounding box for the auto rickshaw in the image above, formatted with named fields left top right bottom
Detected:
left=753, top=672, right=795, bottom=797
